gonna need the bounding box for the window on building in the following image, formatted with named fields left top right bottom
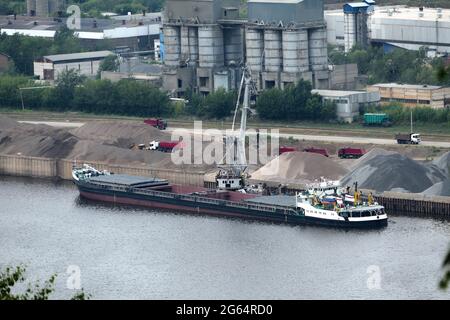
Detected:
left=177, top=79, right=183, bottom=88
left=265, top=80, right=276, bottom=89
left=199, top=77, right=209, bottom=87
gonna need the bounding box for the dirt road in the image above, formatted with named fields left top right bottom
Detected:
left=17, top=120, right=450, bottom=148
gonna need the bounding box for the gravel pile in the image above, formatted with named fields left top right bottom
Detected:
left=432, top=152, right=450, bottom=177
left=251, top=151, right=348, bottom=183
left=422, top=179, right=450, bottom=197
left=341, top=149, right=446, bottom=193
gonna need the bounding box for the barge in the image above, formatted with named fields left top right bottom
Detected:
left=72, top=165, right=388, bottom=229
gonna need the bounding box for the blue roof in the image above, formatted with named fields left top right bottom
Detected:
left=343, top=2, right=371, bottom=14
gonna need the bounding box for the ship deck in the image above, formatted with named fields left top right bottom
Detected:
left=89, top=174, right=169, bottom=188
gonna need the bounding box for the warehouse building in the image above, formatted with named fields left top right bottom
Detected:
left=34, top=50, right=114, bottom=81
left=161, top=0, right=330, bottom=97
left=312, top=89, right=380, bottom=123
left=367, top=83, right=450, bottom=109
left=325, top=3, right=450, bottom=55
left=0, top=14, right=161, bottom=51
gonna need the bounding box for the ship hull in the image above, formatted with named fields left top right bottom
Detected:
left=76, top=182, right=388, bottom=229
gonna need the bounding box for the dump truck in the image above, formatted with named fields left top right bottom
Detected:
left=303, top=147, right=329, bottom=157
left=363, top=113, right=392, bottom=127
left=148, top=141, right=180, bottom=152
left=144, top=118, right=167, bottom=130
left=395, top=133, right=421, bottom=145
left=338, top=147, right=366, bottom=159
left=279, top=146, right=296, bottom=155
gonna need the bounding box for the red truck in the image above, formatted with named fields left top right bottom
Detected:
left=279, top=146, right=297, bottom=155
left=338, top=147, right=366, bottom=159
left=148, top=140, right=180, bottom=152
left=144, top=118, right=167, bottom=130
left=303, top=147, right=329, bottom=157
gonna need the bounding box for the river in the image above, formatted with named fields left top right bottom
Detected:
left=0, top=176, right=449, bottom=300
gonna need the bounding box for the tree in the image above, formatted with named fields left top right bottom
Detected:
left=52, top=69, right=86, bottom=110
left=255, top=80, right=336, bottom=121
left=0, top=265, right=90, bottom=300
left=98, top=55, right=119, bottom=73
left=197, top=89, right=237, bottom=119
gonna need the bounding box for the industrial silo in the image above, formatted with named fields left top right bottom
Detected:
left=344, top=13, right=356, bottom=53
left=263, top=29, right=282, bottom=73
left=35, top=0, right=49, bottom=17
left=224, top=27, right=243, bottom=66
left=27, top=0, right=36, bottom=16
left=188, top=27, right=199, bottom=66
left=282, top=29, right=309, bottom=73
left=308, top=27, right=328, bottom=72
left=163, top=26, right=181, bottom=67
left=246, top=28, right=264, bottom=73
left=198, top=25, right=224, bottom=68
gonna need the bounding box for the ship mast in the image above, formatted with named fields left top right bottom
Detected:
left=216, top=67, right=252, bottom=191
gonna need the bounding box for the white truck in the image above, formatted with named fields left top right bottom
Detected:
left=395, top=133, right=421, bottom=145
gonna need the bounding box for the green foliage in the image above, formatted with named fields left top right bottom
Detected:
left=329, top=45, right=441, bottom=85
left=0, top=75, right=32, bottom=108
left=0, top=74, right=172, bottom=117
left=184, top=88, right=237, bottom=119
left=362, top=103, right=450, bottom=125
left=98, top=55, right=120, bottom=73
left=0, top=28, right=83, bottom=76
left=75, top=0, right=165, bottom=15
left=255, top=80, right=337, bottom=121
left=0, top=265, right=89, bottom=300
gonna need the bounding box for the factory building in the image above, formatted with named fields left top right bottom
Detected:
left=162, top=0, right=244, bottom=97
left=0, top=15, right=161, bottom=51
left=162, top=0, right=330, bottom=97
left=326, top=3, right=450, bottom=55
left=343, top=1, right=374, bottom=52
left=367, top=83, right=450, bottom=109
left=312, top=89, right=380, bottom=123
left=27, top=0, right=66, bottom=17
left=33, top=51, right=114, bottom=81
left=246, top=0, right=329, bottom=91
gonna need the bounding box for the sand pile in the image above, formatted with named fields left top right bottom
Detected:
left=70, top=121, right=170, bottom=148
left=0, top=117, right=79, bottom=158
left=341, top=149, right=446, bottom=193
left=251, top=151, right=348, bottom=183
left=0, top=117, right=21, bottom=131
left=67, top=140, right=172, bottom=166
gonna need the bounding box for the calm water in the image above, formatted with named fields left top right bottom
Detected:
left=0, top=176, right=449, bottom=300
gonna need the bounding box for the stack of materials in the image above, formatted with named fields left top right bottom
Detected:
left=341, top=149, right=446, bottom=193
left=250, top=151, right=348, bottom=184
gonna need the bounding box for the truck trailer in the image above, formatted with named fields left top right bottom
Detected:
left=144, top=118, right=167, bottom=130
left=148, top=141, right=180, bottom=152
left=338, top=147, right=366, bottom=159
left=363, top=113, right=392, bottom=127
left=395, top=133, right=421, bottom=145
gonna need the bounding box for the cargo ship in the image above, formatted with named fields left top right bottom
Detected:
left=72, top=165, right=388, bottom=229
left=72, top=68, right=387, bottom=229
